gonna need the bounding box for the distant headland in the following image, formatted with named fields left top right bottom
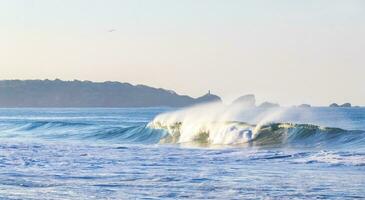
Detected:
left=0, top=79, right=361, bottom=108
left=0, top=79, right=221, bottom=107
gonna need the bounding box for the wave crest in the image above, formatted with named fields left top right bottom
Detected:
left=149, top=120, right=364, bottom=147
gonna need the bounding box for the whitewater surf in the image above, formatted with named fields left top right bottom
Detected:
left=0, top=107, right=364, bottom=199
left=0, top=103, right=363, bottom=149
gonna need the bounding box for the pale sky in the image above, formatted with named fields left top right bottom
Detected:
left=1, top=0, right=364, bottom=106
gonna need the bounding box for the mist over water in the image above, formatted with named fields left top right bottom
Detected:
left=149, top=102, right=365, bottom=148
left=149, top=102, right=284, bottom=145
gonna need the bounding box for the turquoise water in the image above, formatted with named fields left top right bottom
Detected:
left=0, top=107, right=364, bottom=199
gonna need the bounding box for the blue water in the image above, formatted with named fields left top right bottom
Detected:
left=0, top=107, right=364, bottom=199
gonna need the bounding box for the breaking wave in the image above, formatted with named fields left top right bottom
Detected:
left=0, top=120, right=363, bottom=148
left=149, top=120, right=364, bottom=147
left=0, top=103, right=363, bottom=148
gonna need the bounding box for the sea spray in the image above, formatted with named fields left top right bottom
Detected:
left=149, top=102, right=289, bottom=145
left=0, top=107, right=364, bottom=199
left=0, top=107, right=363, bottom=147
left=149, top=103, right=364, bottom=147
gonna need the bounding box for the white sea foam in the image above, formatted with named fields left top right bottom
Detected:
left=149, top=102, right=287, bottom=145
left=294, top=151, right=365, bottom=166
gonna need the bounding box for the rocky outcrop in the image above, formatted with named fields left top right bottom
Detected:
left=329, top=103, right=352, bottom=108
left=340, top=103, right=351, bottom=107
left=194, top=92, right=222, bottom=104
left=298, top=104, right=311, bottom=108
left=329, top=103, right=339, bottom=107
left=231, top=94, right=256, bottom=108
left=329, top=103, right=351, bottom=108
left=258, top=102, right=280, bottom=108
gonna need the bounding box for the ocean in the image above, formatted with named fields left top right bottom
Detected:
left=0, top=106, right=364, bottom=199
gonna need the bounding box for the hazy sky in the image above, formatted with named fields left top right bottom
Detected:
left=1, top=0, right=364, bottom=106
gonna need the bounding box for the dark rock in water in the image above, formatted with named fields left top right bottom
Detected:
left=231, top=94, right=256, bottom=107
left=340, top=103, right=351, bottom=107
left=0, top=79, right=222, bottom=107
left=329, top=103, right=340, bottom=107
left=116, top=146, right=128, bottom=150
left=330, top=103, right=352, bottom=108
left=298, top=104, right=311, bottom=108
left=259, top=102, right=280, bottom=108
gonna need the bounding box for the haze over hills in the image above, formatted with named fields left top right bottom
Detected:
left=0, top=79, right=359, bottom=108
left=0, top=79, right=221, bottom=107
